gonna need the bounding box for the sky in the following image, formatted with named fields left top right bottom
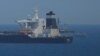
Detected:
left=0, top=0, right=100, bottom=25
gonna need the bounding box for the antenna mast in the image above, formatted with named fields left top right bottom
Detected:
left=32, top=1, right=40, bottom=20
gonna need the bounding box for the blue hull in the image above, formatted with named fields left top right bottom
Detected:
left=0, top=32, right=73, bottom=43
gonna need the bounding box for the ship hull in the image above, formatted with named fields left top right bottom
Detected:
left=0, top=35, right=72, bottom=43
left=0, top=33, right=73, bottom=43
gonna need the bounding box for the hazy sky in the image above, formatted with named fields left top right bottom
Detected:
left=0, top=0, right=100, bottom=25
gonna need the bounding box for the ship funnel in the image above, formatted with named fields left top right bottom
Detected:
left=46, top=11, right=58, bottom=29
left=46, top=11, right=60, bottom=37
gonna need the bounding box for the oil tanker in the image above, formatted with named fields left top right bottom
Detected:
left=0, top=10, right=73, bottom=43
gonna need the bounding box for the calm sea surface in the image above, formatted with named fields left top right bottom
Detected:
left=0, top=25, right=100, bottom=56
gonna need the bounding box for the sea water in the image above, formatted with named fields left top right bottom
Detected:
left=0, top=25, right=100, bottom=56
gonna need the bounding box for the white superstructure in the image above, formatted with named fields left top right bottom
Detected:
left=17, top=9, right=60, bottom=38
